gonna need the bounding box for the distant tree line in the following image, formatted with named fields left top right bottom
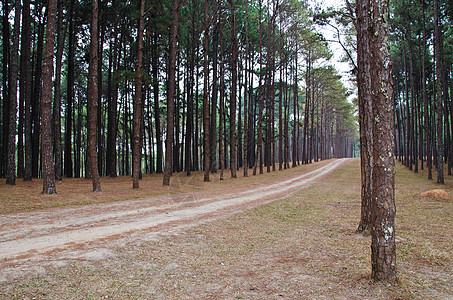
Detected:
left=0, top=0, right=358, bottom=192
left=390, top=0, right=453, bottom=184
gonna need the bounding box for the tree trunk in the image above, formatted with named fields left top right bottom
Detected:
left=106, top=3, right=119, bottom=178
left=408, top=46, right=417, bottom=173
left=53, top=0, right=65, bottom=182
left=21, top=0, right=33, bottom=181
left=17, top=0, right=28, bottom=179
left=303, top=55, right=310, bottom=165
left=75, top=93, right=82, bottom=178
left=1, top=0, right=10, bottom=178
left=152, top=33, right=163, bottom=174
left=163, top=0, right=179, bottom=186
left=368, top=0, right=397, bottom=281
left=41, top=0, right=57, bottom=194
left=185, top=3, right=196, bottom=176
left=279, top=73, right=283, bottom=170
left=202, top=0, right=210, bottom=182
left=173, top=59, right=180, bottom=173
left=356, top=0, right=373, bottom=233
left=230, top=0, right=237, bottom=178
left=6, top=0, right=21, bottom=185
left=32, top=17, right=44, bottom=178
left=65, top=0, right=75, bottom=178
left=132, top=0, right=145, bottom=189
left=88, top=0, right=101, bottom=192
left=292, top=51, right=298, bottom=168
left=253, top=0, right=264, bottom=176
left=433, top=0, right=444, bottom=184
left=219, top=43, right=225, bottom=181
left=243, top=0, right=249, bottom=177
left=210, top=20, right=219, bottom=174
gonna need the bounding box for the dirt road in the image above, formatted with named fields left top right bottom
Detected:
left=0, top=159, right=345, bottom=282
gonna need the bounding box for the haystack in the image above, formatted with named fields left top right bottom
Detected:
left=420, top=189, right=453, bottom=200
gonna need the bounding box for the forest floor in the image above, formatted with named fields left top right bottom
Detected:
left=0, top=158, right=452, bottom=299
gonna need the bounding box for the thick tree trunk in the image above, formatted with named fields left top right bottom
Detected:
left=163, top=0, right=179, bottom=186
left=356, top=0, right=373, bottom=233
left=368, top=0, right=397, bottom=281
left=132, top=0, right=145, bottom=189
left=41, top=0, right=57, bottom=194
left=88, top=0, right=101, bottom=192
left=6, top=0, right=21, bottom=185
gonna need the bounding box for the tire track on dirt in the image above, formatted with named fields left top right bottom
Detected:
left=0, top=159, right=346, bottom=281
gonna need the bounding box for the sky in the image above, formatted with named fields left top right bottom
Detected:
left=310, top=0, right=356, bottom=97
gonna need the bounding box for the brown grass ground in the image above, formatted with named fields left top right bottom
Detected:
left=0, top=161, right=332, bottom=215
left=1, top=159, right=452, bottom=299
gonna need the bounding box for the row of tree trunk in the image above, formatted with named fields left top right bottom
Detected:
left=392, top=0, right=451, bottom=184
left=0, top=0, right=358, bottom=191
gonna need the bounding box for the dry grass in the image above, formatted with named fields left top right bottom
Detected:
left=1, top=159, right=452, bottom=299
left=0, top=161, right=331, bottom=215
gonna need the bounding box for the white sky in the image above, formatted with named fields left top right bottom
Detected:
left=310, top=0, right=356, bottom=97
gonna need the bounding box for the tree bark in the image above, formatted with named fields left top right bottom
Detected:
left=21, top=0, right=33, bottom=181
left=230, top=0, right=237, bottom=178
left=243, top=0, right=249, bottom=177
left=32, top=17, right=44, bottom=178
left=253, top=0, right=264, bottom=176
left=1, top=0, right=10, bottom=178
left=42, top=0, right=57, bottom=194
left=292, top=50, right=298, bottom=168
left=356, top=0, right=373, bottom=233
left=210, top=20, right=219, bottom=174
left=133, top=0, right=145, bottom=189
left=152, top=32, right=163, bottom=173
left=53, top=0, right=65, bottom=182
left=163, top=0, right=179, bottom=186
left=202, top=0, right=210, bottom=182
left=106, top=2, right=119, bottom=178
left=433, top=0, right=444, bottom=184
left=88, top=0, right=101, bottom=192
left=6, top=0, right=21, bottom=185
left=65, top=0, right=75, bottom=178
left=368, top=0, right=397, bottom=281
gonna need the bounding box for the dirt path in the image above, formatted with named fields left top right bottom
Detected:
left=0, top=159, right=346, bottom=282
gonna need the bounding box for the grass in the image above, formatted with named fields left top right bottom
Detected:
left=1, top=158, right=452, bottom=299
left=0, top=160, right=332, bottom=214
